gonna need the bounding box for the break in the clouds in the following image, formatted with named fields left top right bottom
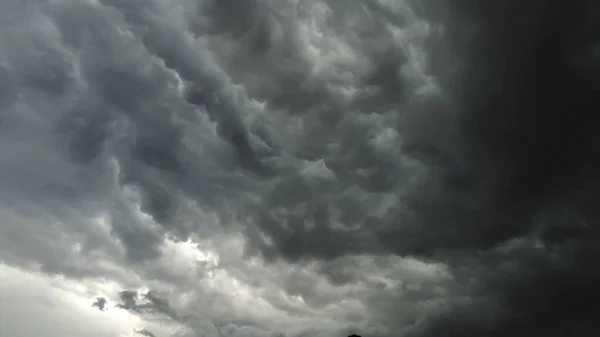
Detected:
left=1, top=0, right=600, bottom=336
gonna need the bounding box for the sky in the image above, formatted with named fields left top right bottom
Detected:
left=1, top=0, right=599, bottom=336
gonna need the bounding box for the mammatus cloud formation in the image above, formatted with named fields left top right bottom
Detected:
left=1, top=0, right=599, bottom=336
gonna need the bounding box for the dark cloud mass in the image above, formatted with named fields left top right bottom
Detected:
left=92, top=297, right=107, bottom=311
left=136, top=329, right=159, bottom=337
left=1, top=0, right=600, bottom=336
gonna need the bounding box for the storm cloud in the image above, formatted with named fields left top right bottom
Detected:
left=1, top=0, right=599, bottom=336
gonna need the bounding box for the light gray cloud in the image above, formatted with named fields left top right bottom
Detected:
left=1, top=0, right=600, bottom=336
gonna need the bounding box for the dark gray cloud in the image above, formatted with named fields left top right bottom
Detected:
left=116, top=290, right=140, bottom=311
left=115, top=290, right=178, bottom=320
left=136, top=329, right=158, bottom=337
left=92, top=297, right=107, bottom=311
left=1, top=0, right=600, bottom=336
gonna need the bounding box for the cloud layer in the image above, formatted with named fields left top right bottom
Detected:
left=1, top=0, right=600, bottom=336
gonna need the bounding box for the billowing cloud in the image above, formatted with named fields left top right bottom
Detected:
left=1, top=0, right=600, bottom=336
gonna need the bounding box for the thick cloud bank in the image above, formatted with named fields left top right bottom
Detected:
left=1, top=0, right=600, bottom=336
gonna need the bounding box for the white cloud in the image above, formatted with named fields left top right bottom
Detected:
left=0, top=264, right=144, bottom=337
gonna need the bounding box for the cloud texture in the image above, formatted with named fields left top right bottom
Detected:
left=1, top=0, right=600, bottom=336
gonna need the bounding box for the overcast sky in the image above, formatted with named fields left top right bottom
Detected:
left=1, top=1, right=600, bottom=337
